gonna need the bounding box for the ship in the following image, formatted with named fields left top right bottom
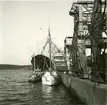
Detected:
left=41, top=25, right=60, bottom=85
left=30, top=25, right=61, bottom=85
left=29, top=54, right=51, bottom=82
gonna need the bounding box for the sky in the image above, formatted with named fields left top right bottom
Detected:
left=0, top=0, right=76, bottom=65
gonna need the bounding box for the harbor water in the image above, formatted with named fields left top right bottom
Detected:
left=0, top=70, right=83, bottom=105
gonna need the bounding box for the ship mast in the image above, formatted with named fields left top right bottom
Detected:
left=48, top=24, right=52, bottom=69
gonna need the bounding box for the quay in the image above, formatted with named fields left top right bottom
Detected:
left=57, top=0, right=107, bottom=105
left=61, top=74, right=107, bottom=105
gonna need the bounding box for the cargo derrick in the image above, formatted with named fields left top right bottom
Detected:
left=65, top=0, right=107, bottom=83
left=66, top=1, right=94, bottom=78
left=88, top=0, right=107, bottom=83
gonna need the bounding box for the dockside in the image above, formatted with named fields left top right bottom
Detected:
left=59, top=0, right=107, bottom=105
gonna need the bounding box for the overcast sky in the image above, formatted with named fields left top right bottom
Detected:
left=0, top=0, right=76, bottom=65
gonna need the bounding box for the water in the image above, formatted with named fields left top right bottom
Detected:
left=0, top=70, right=83, bottom=105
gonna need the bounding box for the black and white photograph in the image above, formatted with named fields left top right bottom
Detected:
left=0, top=0, right=106, bottom=105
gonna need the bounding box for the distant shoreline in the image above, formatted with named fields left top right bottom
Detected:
left=0, top=64, right=32, bottom=70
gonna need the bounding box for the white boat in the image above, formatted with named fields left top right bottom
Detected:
left=41, top=25, right=60, bottom=86
left=42, top=71, right=59, bottom=85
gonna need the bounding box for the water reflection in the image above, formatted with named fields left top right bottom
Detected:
left=0, top=70, right=84, bottom=105
left=42, top=85, right=52, bottom=102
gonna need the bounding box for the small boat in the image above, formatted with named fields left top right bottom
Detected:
left=28, top=73, right=41, bottom=82
left=41, top=25, right=60, bottom=86
left=28, top=68, right=42, bottom=82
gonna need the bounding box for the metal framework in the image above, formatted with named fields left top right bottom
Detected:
left=65, top=0, right=106, bottom=82
left=88, top=0, right=107, bottom=82
left=68, top=1, right=94, bottom=78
